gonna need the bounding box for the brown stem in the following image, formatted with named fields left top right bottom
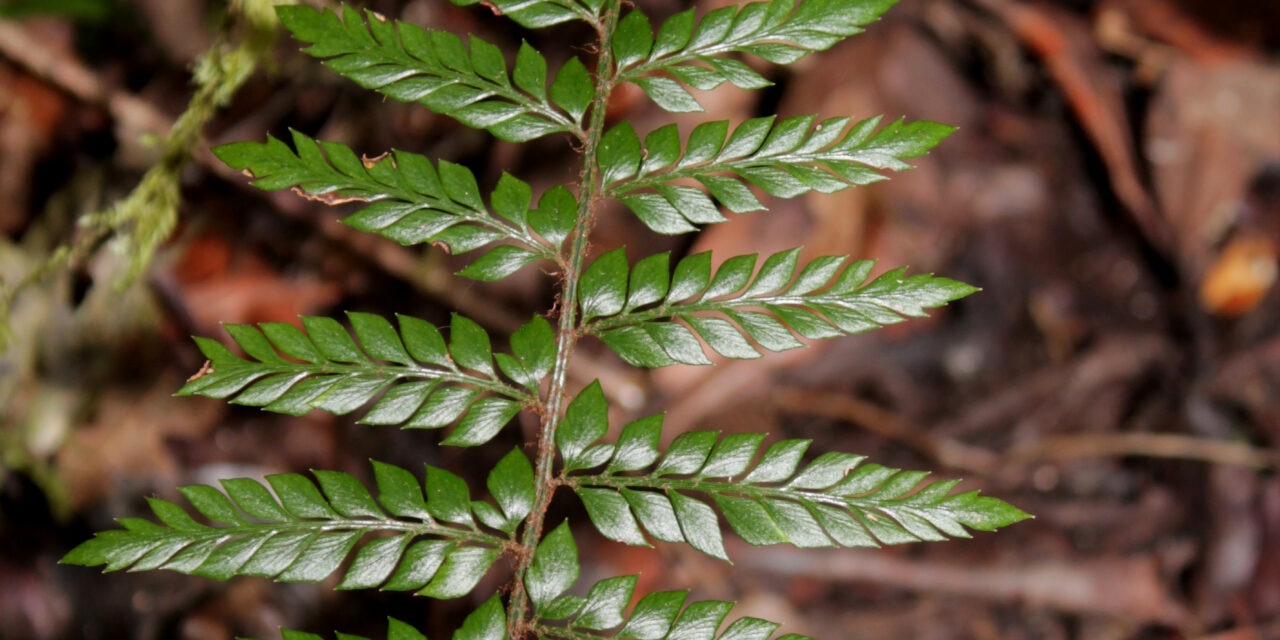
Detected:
left=505, top=3, right=624, bottom=635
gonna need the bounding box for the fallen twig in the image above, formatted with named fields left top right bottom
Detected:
left=735, top=542, right=1191, bottom=626
left=1009, top=432, right=1280, bottom=469
left=773, top=387, right=1000, bottom=475
left=935, top=334, right=1172, bottom=438
left=969, top=0, right=1176, bottom=260
left=0, top=22, right=169, bottom=137
left=1193, top=618, right=1280, bottom=640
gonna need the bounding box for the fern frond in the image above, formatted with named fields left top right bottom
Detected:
left=214, top=132, right=559, bottom=280
left=534, top=574, right=811, bottom=639
left=264, top=597, right=507, bottom=640
left=522, top=520, right=811, bottom=638
left=255, top=598, right=508, bottom=639
left=597, top=116, right=953, bottom=234
left=450, top=0, right=603, bottom=29
left=179, top=313, right=554, bottom=447
left=66, top=0, right=1032, bottom=634
left=575, top=248, right=975, bottom=366
left=276, top=5, right=591, bottom=141
left=555, top=383, right=1029, bottom=560
left=252, top=617, right=427, bottom=640
left=615, top=0, right=895, bottom=112
left=61, top=460, right=525, bottom=598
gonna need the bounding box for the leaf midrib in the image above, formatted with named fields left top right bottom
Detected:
left=604, top=145, right=886, bottom=197
left=569, top=472, right=962, bottom=518
left=209, top=359, right=534, bottom=402
left=585, top=289, right=904, bottom=332
left=308, top=165, right=555, bottom=260
left=119, top=516, right=500, bottom=546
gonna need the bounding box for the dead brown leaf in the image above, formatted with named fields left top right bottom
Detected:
left=1200, top=234, right=1279, bottom=316
left=1147, top=59, right=1280, bottom=269
left=289, top=186, right=370, bottom=207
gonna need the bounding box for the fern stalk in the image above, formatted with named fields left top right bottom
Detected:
left=511, top=1, right=625, bottom=632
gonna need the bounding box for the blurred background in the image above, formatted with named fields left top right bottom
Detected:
left=2, top=0, right=1279, bottom=638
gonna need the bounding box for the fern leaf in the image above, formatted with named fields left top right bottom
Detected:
left=455, top=594, right=509, bottom=640
left=618, top=0, right=895, bottom=112
left=450, top=0, right=601, bottom=29
left=577, top=247, right=976, bottom=366
left=264, top=595, right=507, bottom=640
left=249, top=617, right=428, bottom=640
left=178, top=313, right=553, bottom=447
left=526, top=521, right=579, bottom=615
left=214, top=132, right=557, bottom=280
left=597, top=116, right=953, bottom=234
left=532, top=570, right=812, bottom=639
left=523, top=524, right=812, bottom=638
left=61, top=461, right=522, bottom=598
left=555, top=387, right=1030, bottom=559
left=275, top=5, right=588, bottom=141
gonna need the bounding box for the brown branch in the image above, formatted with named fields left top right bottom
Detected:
left=968, top=0, right=1176, bottom=260
left=0, top=22, right=170, bottom=137
left=773, top=387, right=1000, bottom=476
left=1193, top=619, right=1280, bottom=640
left=1009, top=432, right=1280, bottom=469
left=935, top=334, right=1173, bottom=438
left=735, top=543, right=1192, bottom=626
